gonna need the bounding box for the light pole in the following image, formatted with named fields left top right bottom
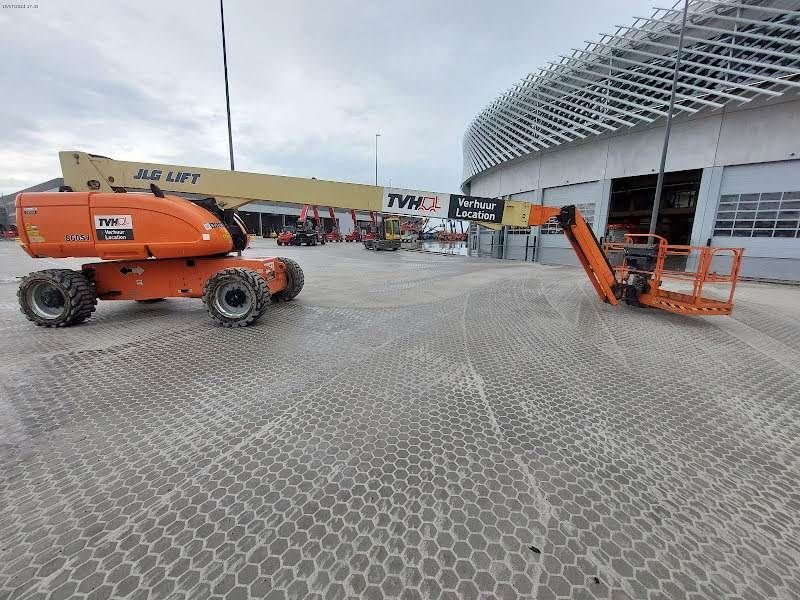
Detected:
left=220, top=0, right=235, bottom=171
left=649, top=0, right=689, bottom=235
left=374, top=133, right=380, bottom=186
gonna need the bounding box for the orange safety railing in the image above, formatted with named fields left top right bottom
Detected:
left=604, top=233, right=744, bottom=315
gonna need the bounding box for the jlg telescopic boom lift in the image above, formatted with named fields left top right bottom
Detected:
left=14, top=151, right=743, bottom=328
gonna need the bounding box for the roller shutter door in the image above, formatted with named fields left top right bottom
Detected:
left=539, top=182, right=601, bottom=266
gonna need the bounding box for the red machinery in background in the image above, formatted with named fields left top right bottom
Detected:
left=363, top=211, right=378, bottom=241
left=326, top=207, right=343, bottom=242
left=276, top=227, right=295, bottom=246
left=344, top=209, right=362, bottom=242
left=294, top=205, right=326, bottom=246
left=346, top=210, right=379, bottom=242
left=438, top=220, right=467, bottom=242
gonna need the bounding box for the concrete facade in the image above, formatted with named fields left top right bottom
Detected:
left=465, top=96, right=800, bottom=280
left=238, top=201, right=360, bottom=237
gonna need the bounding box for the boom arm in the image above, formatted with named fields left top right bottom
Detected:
left=59, top=150, right=619, bottom=304
left=528, top=206, right=618, bottom=305
left=60, top=151, right=384, bottom=213
left=60, top=151, right=535, bottom=226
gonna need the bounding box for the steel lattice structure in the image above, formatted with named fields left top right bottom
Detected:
left=463, top=0, right=800, bottom=184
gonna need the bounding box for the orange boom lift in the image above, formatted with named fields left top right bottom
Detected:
left=16, top=185, right=304, bottom=327
left=13, top=151, right=743, bottom=328
left=526, top=205, right=743, bottom=315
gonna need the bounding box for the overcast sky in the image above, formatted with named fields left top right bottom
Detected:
left=1, top=0, right=653, bottom=196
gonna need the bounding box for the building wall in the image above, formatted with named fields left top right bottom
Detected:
left=466, top=96, right=800, bottom=280
left=538, top=181, right=603, bottom=267
left=239, top=202, right=361, bottom=236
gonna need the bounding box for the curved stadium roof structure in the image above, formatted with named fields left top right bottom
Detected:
left=463, top=0, right=800, bottom=186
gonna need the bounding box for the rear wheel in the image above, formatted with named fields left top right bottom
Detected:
left=18, top=269, right=97, bottom=327
left=272, top=257, right=305, bottom=302
left=202, top=268, right=269, bottom=327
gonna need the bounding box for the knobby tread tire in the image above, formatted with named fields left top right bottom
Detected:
left=202, top=267, right=269, bottom=327
left=18, top=269, right=97, bottom=328
left=272, top=257, right=304, bottom=302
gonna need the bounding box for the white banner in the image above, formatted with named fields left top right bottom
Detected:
left=381, top=187, right=450, bottom=219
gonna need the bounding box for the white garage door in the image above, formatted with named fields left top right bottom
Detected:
left=539, top=181, right=601, bottom=266
left=710, top=160, right=800, bottom=280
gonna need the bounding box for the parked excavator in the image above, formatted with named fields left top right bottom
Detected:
left=13, top=151, right=743, bottom=328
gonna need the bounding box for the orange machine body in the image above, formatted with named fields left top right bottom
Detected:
left=15, top=190, right=291, bottom=306
left=84, top=256, right=288, bottom=301
left=16, top=191, right=234, bottom=260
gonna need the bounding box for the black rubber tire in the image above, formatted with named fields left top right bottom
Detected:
left=202, top=267, right=269, bottom=327
left=320, top=236, right=326, bottom=246
left=272, top=256, right=305, bottom=302
left=18, top=269, right=97, bottom=327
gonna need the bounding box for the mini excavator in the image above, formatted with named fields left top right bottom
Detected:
left=14, top=151, right=743, bottom=328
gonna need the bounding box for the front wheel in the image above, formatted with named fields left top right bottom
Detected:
left=202, top=268, right=269, bottom=327
left=18, top=269, right=97, bottom=327
left=272, top=257, right=305, bottom=302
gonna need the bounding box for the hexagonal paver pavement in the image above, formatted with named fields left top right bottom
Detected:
left=1, top=239, right=799, bottom=599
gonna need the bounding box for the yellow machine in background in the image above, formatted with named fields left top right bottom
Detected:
left=363, top=215, right=401, bottom=251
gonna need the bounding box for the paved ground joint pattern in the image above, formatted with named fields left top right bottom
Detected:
left=1, top=239, right=798, bottom=600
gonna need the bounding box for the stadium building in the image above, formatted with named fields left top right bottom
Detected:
left=463, top=0, right=800, bottom=280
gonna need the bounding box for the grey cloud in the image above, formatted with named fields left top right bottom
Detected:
left=1, top=0, right=653, bottom=193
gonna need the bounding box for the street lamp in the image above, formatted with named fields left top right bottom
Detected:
left=220, top=0, right=235, bottom=171
left=649, top=0, right=689, bottom=235
left=375, top=133, right=380, bottom=186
